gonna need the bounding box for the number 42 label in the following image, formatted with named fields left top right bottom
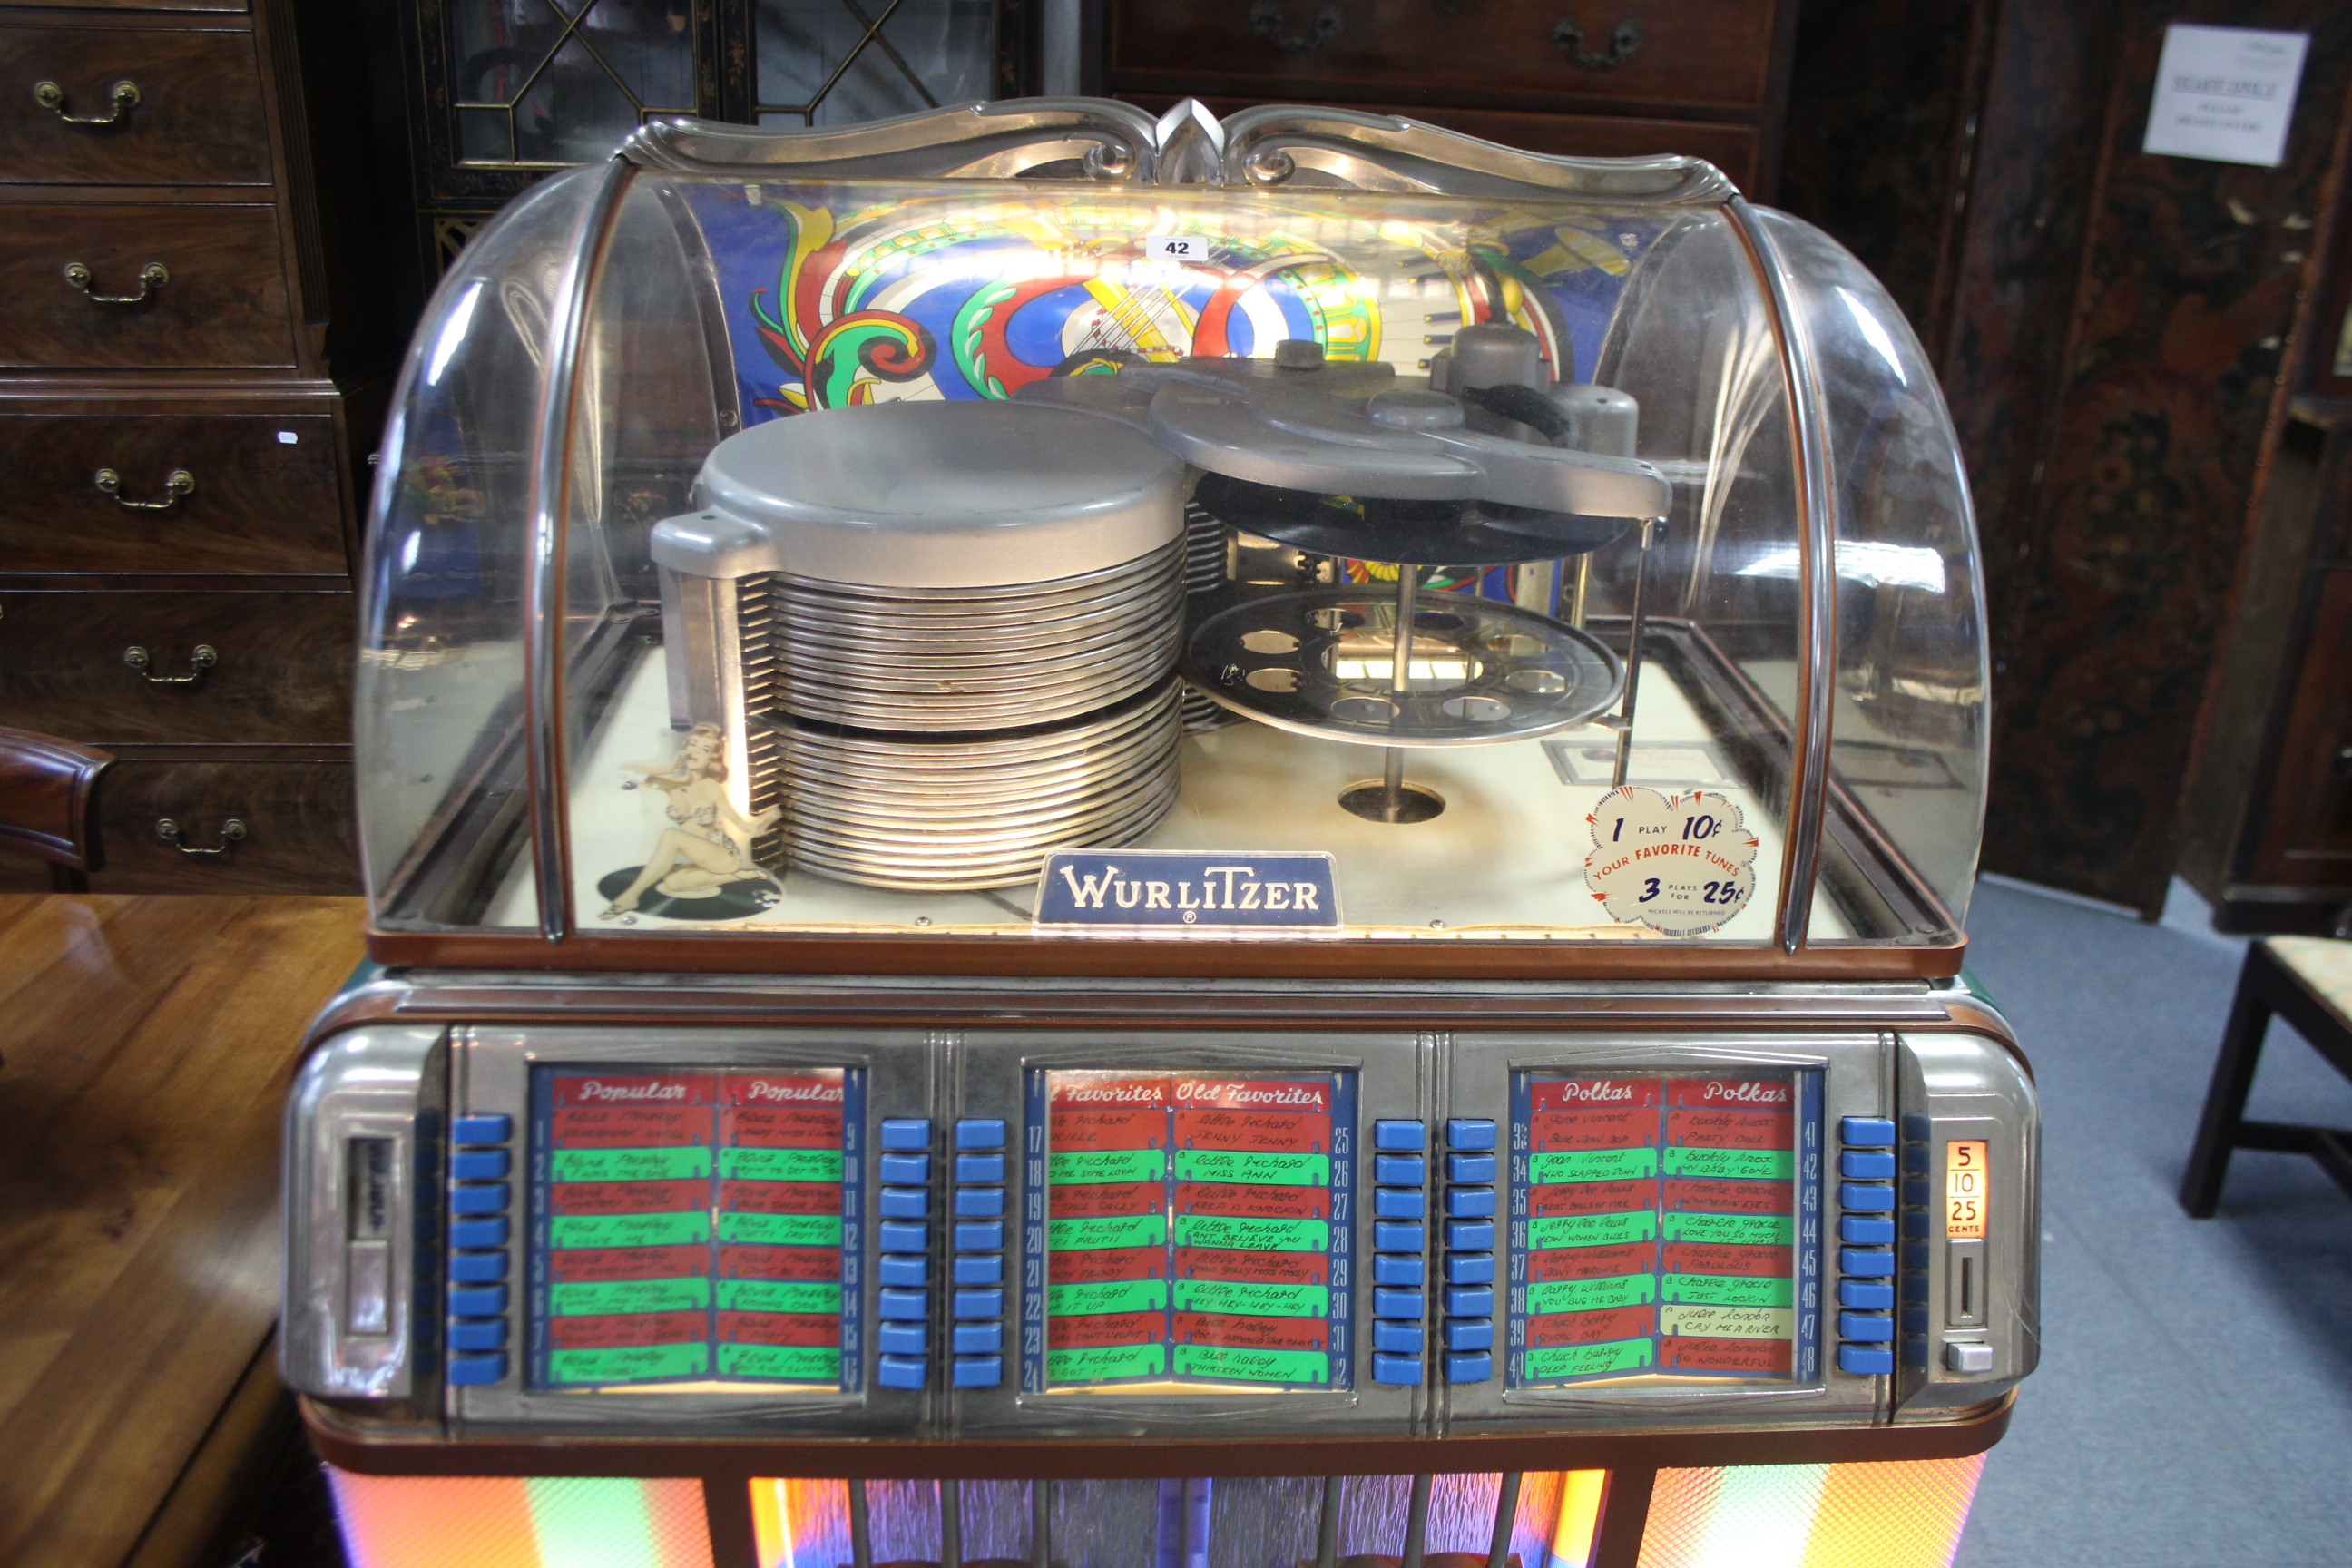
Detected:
left=1583, top=787, right=1760, bottom=936
left=1143, top=235, right=1203, bottom=261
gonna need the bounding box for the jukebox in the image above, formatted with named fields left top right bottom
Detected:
left=284, top=99, right=2035, bottom=1568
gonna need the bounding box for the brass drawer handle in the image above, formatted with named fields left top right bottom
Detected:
left=1249, top=0, right=1342, bottom=53
left=95, top=466, right=195, bottom=511
left=123, top=643, right=217, bottom=684
left=33, top=78, right=140, bottom=125
left=64, top=260, right=167, bottom=305
left=1552, top=10, right=1642, bottom=68
left=156, top=818, right=246, bottom=855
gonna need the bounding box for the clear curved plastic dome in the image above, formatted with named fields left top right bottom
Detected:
left=356, top=101, right=1987, bottom=976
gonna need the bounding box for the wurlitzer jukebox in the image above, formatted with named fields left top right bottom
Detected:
left=284, top=99, right=2036, bottom=1568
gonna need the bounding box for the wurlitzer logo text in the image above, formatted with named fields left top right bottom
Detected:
left=1034, top=850, right=1340, bottom=930
left=576, top=1080, right=689, bottom=1102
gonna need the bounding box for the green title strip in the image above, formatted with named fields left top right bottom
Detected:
left=552, top=1147, right=710, bottom=1184
left=1048, top=1343, right=1166, bottom=1382
left=1172, top=1279, right=1328, bottom=1318
left=1524, top=1338, right=1653, bottom=1380
left=1527, top=1274, right=1654, bottom=1315
left=718, top=1344, right=840, bottom=1382
left=1172, top=1150, right=1329, bottom=1187
left=550, top=1212, right=710, bottom=1251
left=1530, top=1148, right=1659, bottom=1184
left=549, top=1277, right=710, bottom=1317
left=1530, top=1210, right=1657, bottom=1250
left=1050, top=1148, right=1167, bottom=1185
left=1662, top=1148, right=1793, bottom=1181
left=720, top=1147, right=843, bottom=1183
left=550, top=1343, right=709, bottom=1384
left=1173, top=1345, right=1328, bottom=1384
left=1172, top=1214, right=1328, bottom=1253
left=718, top=1279, right=842, bottom=1315
left=1047, top=1279, right=1169, bottom=1317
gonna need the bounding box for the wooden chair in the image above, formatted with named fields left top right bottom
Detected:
left=2180, top=932, right=2352, bottom=1215
left=0, top=725, right=113, bottom=893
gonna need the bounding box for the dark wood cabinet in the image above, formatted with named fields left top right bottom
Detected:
left=1106, top=0, right=1798, bottom=199
left=0, top=0, right=388, bottom=894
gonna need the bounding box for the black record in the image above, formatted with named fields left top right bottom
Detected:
left=1193, top=472, right=1632, bottom=566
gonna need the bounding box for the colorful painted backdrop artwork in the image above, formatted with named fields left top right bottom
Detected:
left=676, top=183, right=1658, bottom=425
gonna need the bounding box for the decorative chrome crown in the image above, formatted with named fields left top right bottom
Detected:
left=621, top=95, right=1736, bottom=205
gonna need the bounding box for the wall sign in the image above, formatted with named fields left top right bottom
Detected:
left=2141, top=24, right=2309, bottom=169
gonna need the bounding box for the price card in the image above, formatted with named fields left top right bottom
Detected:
left=1583, top=787, right=1759, bottom=936
left=1945, top=1140, right=1988, bottom=1240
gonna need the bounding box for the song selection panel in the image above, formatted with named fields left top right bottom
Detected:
left=1023, top=1070, right=1356, bottom=1393
left=1507, top=1070, right=1819, bottom=1387
left=527, top=1066, right=864, bottom=1390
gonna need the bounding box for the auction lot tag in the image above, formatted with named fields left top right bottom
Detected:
left=1584, top=788, right=1759, bottom=936
left=1035, top=849, right=1340, bottom=931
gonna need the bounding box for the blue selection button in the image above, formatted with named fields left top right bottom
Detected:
left=877, top=1322, right=927, bottom=1357
left=1445, top=1119, right=1496, bottom=1152
left=1840, top=1149, right=1896, bottom=1180
left=1375, top=1187, right=1426, bottom=1220
left=1445, top=1253, right=1495, bottom=1286
left=449, top=1252, right=508, bottom=1284
left=1372, top=1353, right=1424, bottom=1386
left=1838, top=1312, right=1895, bottom=1343
left=1839, top=1116, right=1897, bottom=1147
left=877, top=1289, right=928, bottom=1321
left=955, top=1118, right=1007, bottom=1149
left=451, top=1114, right=512, bottom=1145
left=1374, top=1221, right=1425, bottom=1252
left=956, top=1153, right=1007, bottom=1183
left=1373, top=1289, right=1425, bottom=1318
left=1445, top=1351, right=1494, bottom=1383
left=1840, top=1182, right=1896, bottom=1212
left=1373, top=1254, right=1426, bottom=1288
left=1445, top=1220, right=1495, bottom=1250
left=953, top=1356, right=1004, bottom=1388
left=954, top=1321, right=1004, bottom=1355
left=953, top=1289, right=1004, bottom=1319
left=1442, top=1286, right=1494, bottom=1317
left=954, top=1221, right=1004, bottom=1251
left=878, top=1221, right=928, bottom=1253
left=1839, top=1215, right=1896, bottom=1246
left=879, top=1254, right=928, bottom=1288
left=449, top=1183, right=509, bottom=1216
left=448, top=1217, right=508, bottom=1250
left=1444, top=1318, right=1494, bottom=1352
left=880, top=1118, right=933, bottom=1150
left=1838, top=1343, right=1896, bottom=1377
left=450, top=1149, right=510, bottom=1181
left=1446, top=1153, right=1498, bottom=1184
left=1840, top=1247, right=1896, bottom=1277
left=1838, top=1279, right=1895, bottom=1310
left=1374, top=1154, right=1426, bottom=1186
left=877, top=1355, right=927, bottom=1391
left=954, top=1254, right=1004, bottom=1286
left=879, top=1187, right=928, bottom=1220
left=1372, top=1320, right=1425, bottom=1354
left=447, top=1285, right=506, bottom=1318
left=1446, top=1187, right=1496, bottom=1219
left=878, top=1152, right=929, bottom=1185
left=447, top=1318, right=506, bottom=1351
left=1374, top=1120, right=1426, bottom=1152
left=446, top=1352, right=507, bottom=1386
left=954, top=1187, right=1005, bottom=1218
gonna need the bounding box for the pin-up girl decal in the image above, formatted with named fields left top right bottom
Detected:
left=596, top=723, right=783, bottom=921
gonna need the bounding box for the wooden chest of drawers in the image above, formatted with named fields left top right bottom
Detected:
left=0, top=0, right=394, bottom=895
left=1107, top=0, right=1797, bottom=198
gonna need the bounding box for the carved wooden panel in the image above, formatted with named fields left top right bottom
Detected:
left=0, top=413, right=345, bottom=575
left=0, top=23, right=271, bottom=186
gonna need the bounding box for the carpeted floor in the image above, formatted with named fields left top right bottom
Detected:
left=1953, top=878, right=2352, bottom=1567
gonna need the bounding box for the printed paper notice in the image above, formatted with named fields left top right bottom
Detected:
left=2141, top=25, right=2308, bottom=169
